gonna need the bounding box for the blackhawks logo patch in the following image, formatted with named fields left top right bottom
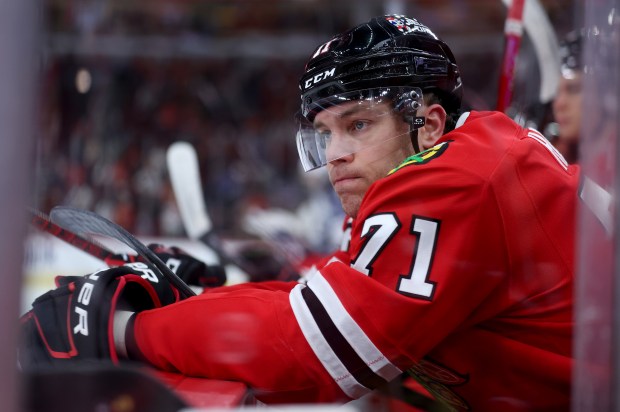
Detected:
left=389, top=140, right=452, bottom=175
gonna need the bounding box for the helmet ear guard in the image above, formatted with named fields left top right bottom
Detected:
left=559, top=28, right=584, bottom=79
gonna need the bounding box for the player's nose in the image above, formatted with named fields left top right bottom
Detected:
left=325, top=131, right=354, bottom=164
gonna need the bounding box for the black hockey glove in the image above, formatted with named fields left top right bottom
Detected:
left=103, top=244, right=226, bottom=288
left=147, top=243, right=227, bottom=288
left=18, top=262, right=181, bottom=370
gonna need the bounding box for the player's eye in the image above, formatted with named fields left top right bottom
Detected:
left=352, top=120, right=368, bottom=131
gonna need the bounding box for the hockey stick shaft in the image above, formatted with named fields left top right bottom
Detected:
left=496, top=0, right=526, bottom=112
left=519, top=0, right=560, bottom=103
left=49, top=206, right=196, bottom=298
left=28, top=207, right=115, bottom=262
left=30, top=208, right=162, bottom=269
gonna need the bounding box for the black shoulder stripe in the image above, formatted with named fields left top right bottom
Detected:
left=300, top=286, right=387, bottom=390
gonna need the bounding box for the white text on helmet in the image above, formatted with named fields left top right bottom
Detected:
left=304, top=67, right=336, bottom=90
left=312, top=39, right=338, bottom=58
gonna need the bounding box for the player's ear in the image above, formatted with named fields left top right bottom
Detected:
left=419, top=103, right=446, bottom=150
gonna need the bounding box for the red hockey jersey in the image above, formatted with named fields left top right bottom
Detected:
left=128, top=111, right=578, bottom=410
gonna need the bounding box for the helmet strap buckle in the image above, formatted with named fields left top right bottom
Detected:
left=407, top=116, right=426, bottom=154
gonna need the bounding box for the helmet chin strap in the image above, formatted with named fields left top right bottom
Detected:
left=410, top=128, right=421, bottom=154
left=405, top=114, right=425, bottom=154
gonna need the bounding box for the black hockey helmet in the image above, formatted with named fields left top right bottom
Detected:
left=299, top=14, right=463, bottom=121
left=559, top=29, right=584, bottom=78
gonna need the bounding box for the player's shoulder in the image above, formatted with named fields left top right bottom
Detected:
left=448, top=110, right=523, bottom=147
left=387, top=139, right=453, bottom=175
left=388, top=111, right=519, bottom=178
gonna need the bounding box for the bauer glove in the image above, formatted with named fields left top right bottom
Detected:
left=18, top=262, right=182, bottom=370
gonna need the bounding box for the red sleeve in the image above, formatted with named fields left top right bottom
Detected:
left=130, top=282, right=348, bottom=404
left=198, top=280, right=299, bottom=295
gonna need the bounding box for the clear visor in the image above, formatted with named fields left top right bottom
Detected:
left=295, top=87, right=424, bottom=172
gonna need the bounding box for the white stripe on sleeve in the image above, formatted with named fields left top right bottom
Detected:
left=307, top=273, right=402, bottom=381
left=290, top=284, right=371, bottom=399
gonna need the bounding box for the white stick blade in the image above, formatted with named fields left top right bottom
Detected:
left=166, top=141, right=213, bottom=239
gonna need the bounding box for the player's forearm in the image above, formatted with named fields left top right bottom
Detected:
left=199, top=279, right=300, bottom=295
left=119, top=290, right=347, bottom=404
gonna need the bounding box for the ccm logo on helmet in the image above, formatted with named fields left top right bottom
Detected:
left=304, top=67, right=335, bottom=90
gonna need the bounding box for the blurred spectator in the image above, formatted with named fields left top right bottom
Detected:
left=550, top=29, right=584, bottom=164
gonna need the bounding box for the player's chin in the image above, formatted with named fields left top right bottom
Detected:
left=337, top=192, right=364, bottom=218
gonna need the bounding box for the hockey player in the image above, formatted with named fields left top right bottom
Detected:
left=20, top=15, right=578, bottom=410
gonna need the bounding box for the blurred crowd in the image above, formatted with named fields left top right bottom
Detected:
left=33, top=0, right=578, bottom=250
left=35, top=55, right=318, bottom=238
left=34, top=1, right=361, bottom=246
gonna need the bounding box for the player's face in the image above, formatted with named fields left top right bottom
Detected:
left=313, top=100, right=412, bottom=218
left=552, top=72, right=583, bottom=143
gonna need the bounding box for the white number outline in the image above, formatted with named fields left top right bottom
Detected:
left=397, top=216, right=439, bottom=300
left=351, top=213, right=401, bottom=276
left=351, top=213, right=439, bottom=300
